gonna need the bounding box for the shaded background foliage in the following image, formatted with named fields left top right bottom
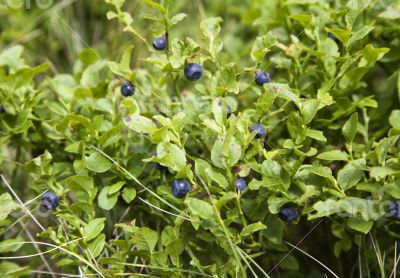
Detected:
left=0, top=0, right=400, bottom=277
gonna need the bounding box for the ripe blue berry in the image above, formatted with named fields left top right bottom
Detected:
left=235, top=178, right=247, bottom=191
left=226, top=106, right=232, bottom=119
left=153, top=36, right=167, bottom=50
left=184, top=63, right=203, bottom=81
left=41, top=192, right=59, bottom=210
left=250, top=124, right=265, bottom=139
left=255, top=71, right=271, bottom=86
left=0, top=106, right=5, bottom=113
left=171, top=179, right=192, bottom=198
left=278, top=204, right=299, bottom=223
left=328, top=33, right=340, bottom=44
left=388, top=200, right=400, bottom=220
left=380, top=35, right=390, bottom=42
left=121, top=81, right=135, bottom=97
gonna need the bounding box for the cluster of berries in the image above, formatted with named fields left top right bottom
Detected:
left=119, top=36, right=298, bottom=221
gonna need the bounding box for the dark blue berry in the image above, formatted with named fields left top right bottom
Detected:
left=171, top=179, right=192, bottom=198
left=0, top=106, right=5, bottom=113
left=235, top=178, right=247, bottom=191
left=278, top=204, right=299, bottom=223
left=380, top=35, right=389, bottom=42
left=255, top=71, right=271, bottom=86
left=328, top=33, right=340, bottom=44
left=250, top=124, right=265, bottom=139
left=153, top=36, right=167, bottom=50
left=41, top=192, right=59, bottom=210
left=226, top=106, right=232, bottom=119
left=184, top=63, right=203, bottom=81
left=388, top=200, right=400, bottom=220
left=152, top=162, right=164, bottom=170
left=121, top=81, right=135, bottom=97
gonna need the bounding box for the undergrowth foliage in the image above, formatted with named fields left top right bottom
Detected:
left=0, top=0, right=400, bottom=277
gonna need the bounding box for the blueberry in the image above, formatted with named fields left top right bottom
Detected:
left=278, top=204, right=299, bottom=223
left=184, top=63, right=203, bottom=81
left=121, top=81, right=135, bottom=97
left=255, top=71, right=271, bottom=86
left=250, top=124, right=265, bottom=139
left=388, top=200, right=400, bottom=220
left=0, top=106, right=5, bottom=113
left=328, top=32, right=340, bottom=44
left=171, top=179, right=192, bottom=198
left=226, top=106, right=232, bottom=119
left=152, top=36, right=167, bottom=50
left=380, top=35, right=390, bottom=42
left=41, top=192, right=59, bottom=210
left=235, top=178, right=247, bottom=191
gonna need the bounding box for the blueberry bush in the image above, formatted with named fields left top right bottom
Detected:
left=1, top=0, right=400, bottom=277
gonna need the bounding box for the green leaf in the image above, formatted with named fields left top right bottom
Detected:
left=342, top=113, right=358, bottom=143
left=156, top=142, right=187, bottom=171
left=287, top=112, right=306, bottom=144
left=204, top=168, right=228, bottom=188
left=126, top=114, right=157, bottom=135
left=299, top=165, right=333, bottom=178
left=370, top=167, right=400, bottom=178
left=289, top=13, right=313, bottom=27
left=165, top=239, right=184, bottom=257
left=81, top=61, right=106, bottom=88
left=382, top=182, right=400, bottom=198
left=195, top=159, right=227, bottom=188
left=389, top=110, right=400, bottom=129
left=0, top=193, right=19, bottom=221
left=184, top=198, right=214, bottom=219
left=80, top=48, right=99, bottom=64
left=240, top=222, right=267, bottom=237
left=301, top=99, right=320, bottom=124
left=222, top=133, right=241, bottom=168
left=211, top=139, right=226, bottom=169
left=0, top=262, right=30, bottom=277
left=264, top=83, right=300, bottom=107
left=347, top=217, right=373, bottom=234
left=169, top=13, right=187, bottom=27
left=347, top=26, right=374, bottom=48
left=121, top=45, right=134, bottom=69
left=317, top=150, right=349, bottom=161
left=86, top=153, right=112, bottom=173
left=212, top=98, right=224, bottom=127
left=131, top=227, right=158, bottom=254
left=98, top=186, right=119, bottom=211
left=306, top=129, right=327, bottom=142
left=122, top=187, right=136, bottom=203
left=359, top=44, right=389, bottom=67
left=83, top=218, right=106, bottom=242
left=143, top=0, right=166, bottom=14
left=217, top=64, right=239, bottom=94
left=309, top=197, right=378, bottom=220
left=109, top=181, right=126, bottom=194
left=251, top=33, right=276, bottom=62
left=0, top=45, right=26, bottom=70
left=105, top=0, right=125, bottom=8
left=87, top=234, right=105, bottom=257
left=325, top=28, right=351, bottom=44
left=337, top=159, right=365, bottom=191
left=0, top=237, right=24, bottom=253
left=379, top=7, right=400, bottom=19
left=334, top=238, right=352, bottom=257
left=65, top=176, right=94, bottom=193
left=200, top=17, right=223, bottom=40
